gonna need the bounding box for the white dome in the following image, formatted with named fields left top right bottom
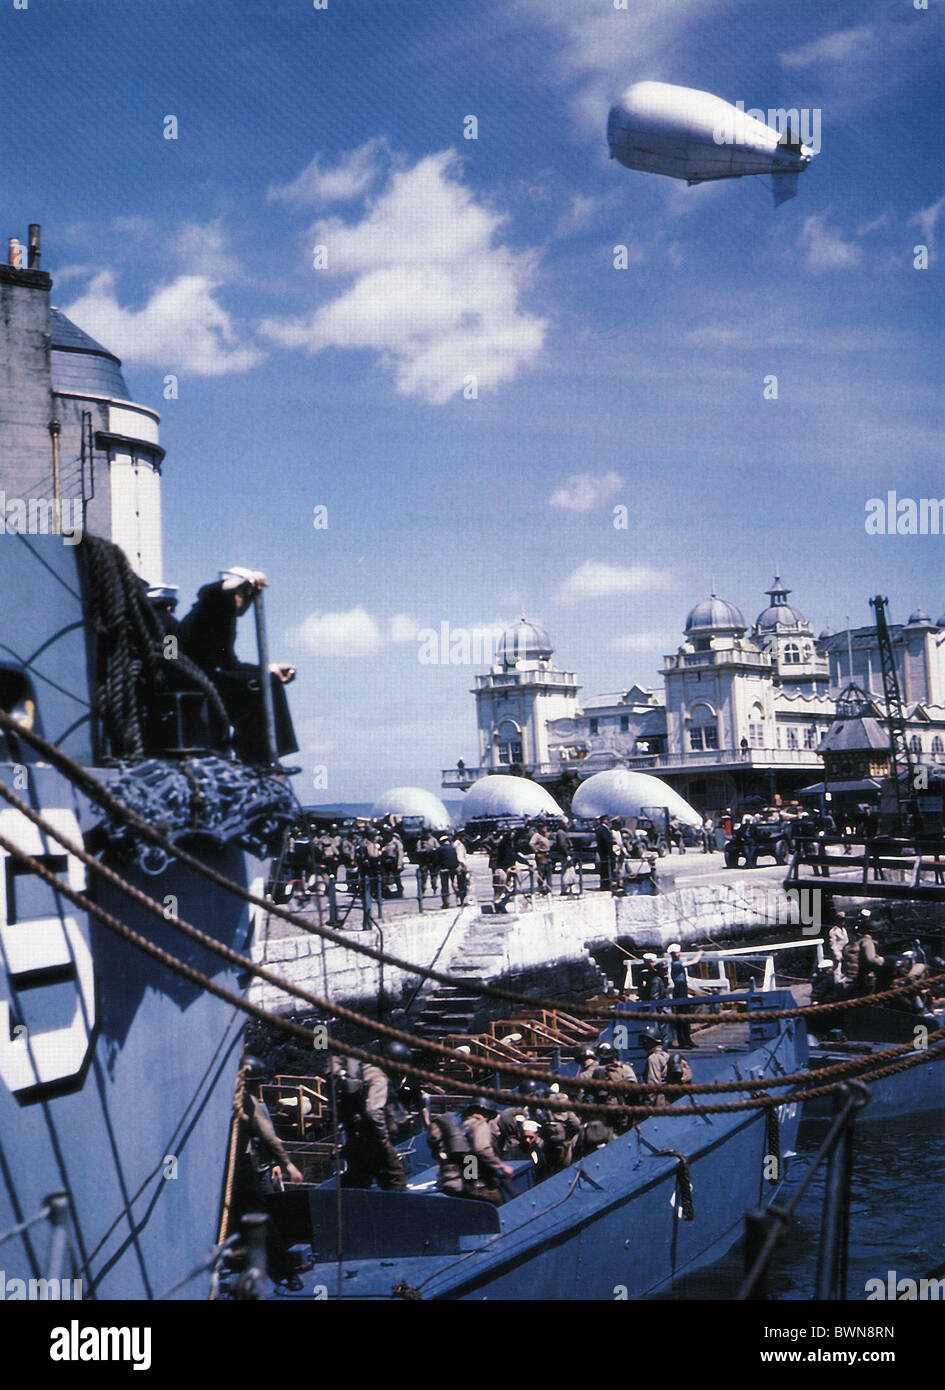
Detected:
left=495, top=618, right=553, bottom=666
left=459, top=775, right=563, bottom=824
left=370, top=786, right=452, bottom=830
left=572, top=770, right=702, bottom=827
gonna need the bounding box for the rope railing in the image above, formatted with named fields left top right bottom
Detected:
left=1, top=710, right=940, bottom=1028
left=1, top=777, right=941, bottom=1108
left=2, top=822, right=942, bottom=1122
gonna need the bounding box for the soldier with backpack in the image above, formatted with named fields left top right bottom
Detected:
left=328, top=1053, right=407, bottom=1191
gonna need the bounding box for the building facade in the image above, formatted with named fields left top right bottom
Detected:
left=444, top=578, right=945, bottom=814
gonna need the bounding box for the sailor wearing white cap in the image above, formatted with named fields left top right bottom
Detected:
left=179, top=566, right=298, bottom=765
left=666, top=942, right=702, bottom=1049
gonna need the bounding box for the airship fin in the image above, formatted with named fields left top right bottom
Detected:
left=770, top=171, right=799, bottom=207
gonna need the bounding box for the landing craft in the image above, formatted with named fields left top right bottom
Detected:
left=607, top=81, right=816, bottom=206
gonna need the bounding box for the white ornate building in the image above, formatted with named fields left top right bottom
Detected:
left=444, top=578, right=945, bottom=814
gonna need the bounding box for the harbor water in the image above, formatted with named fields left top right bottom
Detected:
left=657, top=1109, right=945, bottom=1301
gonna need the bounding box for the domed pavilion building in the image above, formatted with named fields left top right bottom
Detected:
left=445, top=578, right=945, bottom=817
left=471, top=618, right=580, bottom=779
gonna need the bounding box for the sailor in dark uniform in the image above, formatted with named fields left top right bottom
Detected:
left=179, top=567, right=298, bottom=765
left=145, top=583, right=181, bottom=640
left=667, top=944, right=700, bottom=1048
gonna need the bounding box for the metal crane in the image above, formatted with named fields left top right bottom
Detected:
left=869, top=595, right=922, bottom=832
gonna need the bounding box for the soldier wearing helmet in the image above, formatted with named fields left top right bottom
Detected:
left=328, top=1053, right=407, bottom=1191
left=591, top=1040, right=637, bottom=1135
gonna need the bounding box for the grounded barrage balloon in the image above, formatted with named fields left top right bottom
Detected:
left=607, top=81, right=817, bottom=206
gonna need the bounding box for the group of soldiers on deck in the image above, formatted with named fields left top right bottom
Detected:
left=809, top=907, right=943, bottom=1023
left=318, top=1032, right=694, bottom=1207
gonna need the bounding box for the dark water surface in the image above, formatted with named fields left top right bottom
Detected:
left=658, top=1109, right=945, bottom=1301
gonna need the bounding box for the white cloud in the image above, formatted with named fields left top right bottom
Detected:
left=267, top=138, right=390, bottom=207
left=553, top=194, right=609, bottom=239
left=517, top=0, right=724, bottom=134
left=802, top=215, right=862, bottom=272
left=780, top=25, right=876, bottom=69
left=64, top=270, right=262, bottom=376
left=909, top=197, right=944, bottom=250
left=288, top=608, right=420, bottom=658
left=288, top=606, right=383, bottom=658
left=556, top=562, right=670, bottom=603
left=260, top=149, right=546, bottom=403
left=549, top=471, right=623, bottom=512
left=174, top=220, right=242, bottom=280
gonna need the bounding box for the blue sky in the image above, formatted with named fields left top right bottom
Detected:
left=2, top=0, right=942, bottom=800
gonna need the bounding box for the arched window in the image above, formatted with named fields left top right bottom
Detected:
left=783, top=642, right=800, bottom=665
left=749, top=703, right=765, bottom=748
left=688, top=702, right=718, bottom=751
left=495, top=719, right=523, bottom=766
left=932, top=735, right=944, bottom=755
left=909, top=734, right=921, bottom=755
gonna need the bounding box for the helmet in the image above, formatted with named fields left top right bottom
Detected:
left=667, top=1052, right=685, bottom=1081
left=640, top=1026, right=661, bottom=1048
left=384, top=1040, right=412, bottom=1063
left=576, top=1045, right=596, bottom=1062
left=465, top=1096, right=497, bottom=1116
left=517, top=1079, right=540, bottom=1097
left=596, top=1041, right=615, bottom=1059
left=242, top=1053, right=266, bottom=1079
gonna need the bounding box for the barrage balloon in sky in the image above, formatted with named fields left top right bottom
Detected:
left=607, top=81, right=818, bottom=207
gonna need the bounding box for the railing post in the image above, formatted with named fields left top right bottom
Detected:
left=815, top=1085, right=856, bottom=1300
left=237, top=1212, right=269, bottom=1299
left=252, top=588, right=278, bottom=768
left=743, top=1209, right=770, bottom=1301
left=44, top=1192, right=71, bottom=1284
left=415, top=865, right=423, bottom=913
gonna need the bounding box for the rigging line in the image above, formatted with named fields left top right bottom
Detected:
left=11, top=775, right=943, bottom=1084
left=0, top=641, right=91, bottom=708
left=4, top=763, right=942, bottom=1047
left=0, top=827, right=841, bottom=1117
left=0, top=1202, right=56, bottom=1249
left=13, top=532, right=82, bottom=600
left=4, top=717, right=936, bottom=1029
left=81, top=1012, right=245, bottom=1272
left=2, top=817, right=938, bottom=1112
left=25, top=620, right=87, bottom=667
left=0, top=1138, right=44, bottom=1280
left=0, top=714, right=681, bottom=1020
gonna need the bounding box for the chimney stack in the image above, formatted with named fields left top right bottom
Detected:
left=27, top=224, right=40, bottom=270
left=7, top=237, right=20, bottom=268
